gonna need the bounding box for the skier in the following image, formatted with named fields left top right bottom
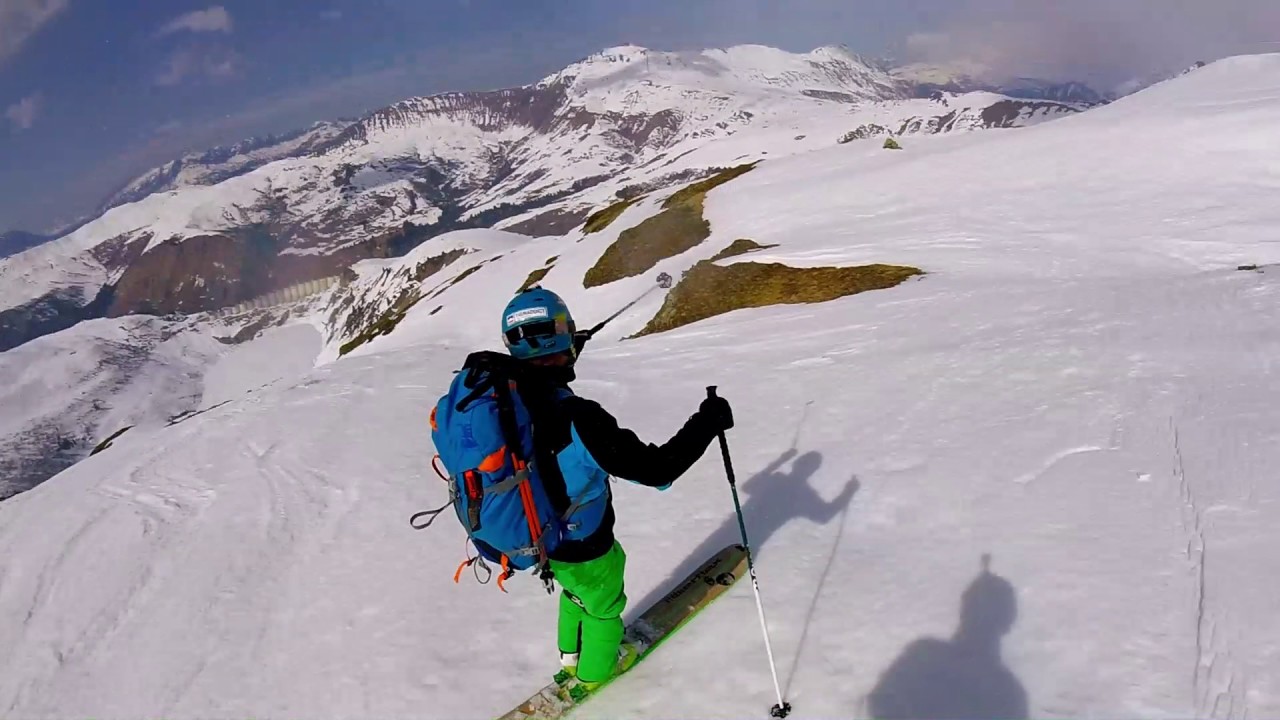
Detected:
left=498, top=287, right=735, bottom=692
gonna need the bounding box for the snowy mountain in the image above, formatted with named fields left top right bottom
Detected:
left=0, top=44, right=1085, bottom=353
left=0, top=230, right=51, bottom=259
left=99, top=122, right=349, bottom=211
left=892, top=63, right=1107, bottom=104
left=997, top=78, right=1105, bottom=104
left=1114, top=60, right=1210, bottom=98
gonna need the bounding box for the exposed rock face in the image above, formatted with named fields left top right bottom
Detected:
left=838, top=96, right=1081, bottom=144
left=504, top=208, right=592, bottom=237
left=978, top=100, right=1076, bottom=128
left=0, top=287, right=110, bottom=352
left=106, top=231, right=391, bottom=317
left=839, top=124, right=891, bottom=143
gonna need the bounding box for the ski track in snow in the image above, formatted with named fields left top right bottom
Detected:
left=2, top=55, right=1280, bottom=719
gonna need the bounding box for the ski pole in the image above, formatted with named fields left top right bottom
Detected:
left=707, top=386, right=792, bottom=719
left=583, top=272, right=673, bottom=338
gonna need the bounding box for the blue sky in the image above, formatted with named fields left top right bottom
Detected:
left=2, top=0, right=1277, bottom=234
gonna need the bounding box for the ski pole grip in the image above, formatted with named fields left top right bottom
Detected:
left=706, top=385, right=736, bottom=488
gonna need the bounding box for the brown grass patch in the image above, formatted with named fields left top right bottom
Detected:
left=582, top=198, right=639, bottom=234
left=708, top=238, right=778, bottom=263
left=635, top=260, right=923, bottom=337
left=583, top=163, right=758, bottom=288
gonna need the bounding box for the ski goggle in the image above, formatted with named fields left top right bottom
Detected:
left=504, top=320, right=558, bottom=347
left=504, top=315, right=575, bottom=349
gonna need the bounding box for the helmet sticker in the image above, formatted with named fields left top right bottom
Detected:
left=506, top=306, right=550, bottom=326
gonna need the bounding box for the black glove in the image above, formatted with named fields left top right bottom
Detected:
left=698, top=394, right=734, bottom=433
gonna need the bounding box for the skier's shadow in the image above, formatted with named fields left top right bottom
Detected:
left=627, top=448, right=858, bottom=621
left=866, top=555, right=1029, bottom=720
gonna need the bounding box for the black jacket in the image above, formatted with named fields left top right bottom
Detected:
left=517, top=368, right=722, bottom=563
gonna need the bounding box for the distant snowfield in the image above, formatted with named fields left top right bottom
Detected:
left=1, top=55, right=1279, bottom=719
left=0, top=316, right=226, bottom=499
left=201, top=324, right=323, bottom=407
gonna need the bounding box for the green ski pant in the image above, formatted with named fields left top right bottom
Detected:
left=550, top=542, right=627, bottom=683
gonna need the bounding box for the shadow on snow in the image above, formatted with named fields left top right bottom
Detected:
left=867, top=554, right=1029, bottom=720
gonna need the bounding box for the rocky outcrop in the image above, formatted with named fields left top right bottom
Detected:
left=838, top=124, right=891, bottom=143
left=978, top=100, right=1078, bottom=128
left=504, top=207, right=592, bottom=237
left=317, top=83, right=570, bottom=153
left=107, top=230, right=392, bottom=317
left=0, top=287, right=113, bottom=352
left=838, top=97, right=1081, bottom=144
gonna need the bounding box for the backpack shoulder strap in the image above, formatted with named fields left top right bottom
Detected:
left=453, top=352, right=513, bottom=409
left=456, top=351, right=529, bottom=462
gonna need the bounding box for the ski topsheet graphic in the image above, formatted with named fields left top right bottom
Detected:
left=497, top=544, right=750, bottom=720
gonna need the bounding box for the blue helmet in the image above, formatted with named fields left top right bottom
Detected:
left=501, top=287, right=576, bottom=360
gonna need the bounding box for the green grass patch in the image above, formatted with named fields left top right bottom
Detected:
left=340, top=253, right=507, bottom=356
left=708, top=238, right=778, bottom=263
left=583, top=163, right=759, bottom=289
left=414, top=249, right=468, bottom=281
left=338, top=300, right=416, bottom=357
left=448, top=263, right=486, bottom=287
left=662, top=162, right=758, bottom=209
left=583, top=198, right=640, bottom=234
left=519, top=255, right=561, bottom=292
left=427, top=255, right=503, bottom=300
left=520, top=266, right=553, bottom=292
left=340, top=279, right=439, bottom=357
left=634, top=260, right=923, bottom=337
left=90, top=425, right=134, bottom=456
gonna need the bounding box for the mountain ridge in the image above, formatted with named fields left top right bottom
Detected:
left=0, top=43, right=1087, bottom=352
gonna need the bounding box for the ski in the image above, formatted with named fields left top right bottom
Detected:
left=496, top=544, right=750, bottom=720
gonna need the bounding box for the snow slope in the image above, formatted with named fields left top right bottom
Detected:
left=2, top=54, right=1279, bottom=719
left=0, top=316, right=227, bottom=499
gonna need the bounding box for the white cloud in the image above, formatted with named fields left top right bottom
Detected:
left=157, top=5, right=233, bottom=36
left=153, top=119, right=185, bottom=135
left=899, top=1, right=1280, bottom=87
left=0, top=0, right=68, bottom=65
left=5, top=93, right=42, bottom=130
left=155, top=46, right=242, bottom=86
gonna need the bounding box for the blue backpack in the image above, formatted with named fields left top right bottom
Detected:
left=417, top=352, right=563, bottom=592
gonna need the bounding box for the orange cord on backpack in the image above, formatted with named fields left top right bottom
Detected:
left=448, top=455, right=547, bottom=592
left=496, top=555, right=512, bottom=593
left=453, top=558, right=473, bottom=584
